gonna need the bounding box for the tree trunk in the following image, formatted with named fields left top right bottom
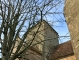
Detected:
left=64, top=0, right=79, bottom=60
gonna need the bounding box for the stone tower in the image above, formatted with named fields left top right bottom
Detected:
left=26, top=20, right=59, bottom=60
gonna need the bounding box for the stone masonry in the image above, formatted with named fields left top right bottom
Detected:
left=64, top=0, right=79, bottom=60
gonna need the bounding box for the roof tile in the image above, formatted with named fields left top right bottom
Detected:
left=49, top=41, right=74, bottom=59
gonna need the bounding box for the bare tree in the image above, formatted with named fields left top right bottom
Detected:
left=0, top=0, right=64, bottom=60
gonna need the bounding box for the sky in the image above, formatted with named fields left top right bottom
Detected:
left=22, top=0, right=70, bottom=44
left=0, top=0, right=70, bottom=42
left=0, top=0, right=71, bottom=58
left=43, top=0, right=70, bottom=43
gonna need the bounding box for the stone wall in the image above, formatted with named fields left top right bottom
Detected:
left=26, top=20, right=59, bottom=60
left=64, top=0, right=79, bottom=60
left=58, top=55, right=76, bottom=60
left=19, top=50, right=41, bottom=60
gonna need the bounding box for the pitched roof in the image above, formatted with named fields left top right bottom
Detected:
left=29, top=20, right=58, bottom=35
left=42, top=20, right=58, bottom=35
left=49, top=41, right=74, bottom=60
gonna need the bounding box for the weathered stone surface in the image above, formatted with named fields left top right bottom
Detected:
left=64, top=0, right=79, bottom=60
